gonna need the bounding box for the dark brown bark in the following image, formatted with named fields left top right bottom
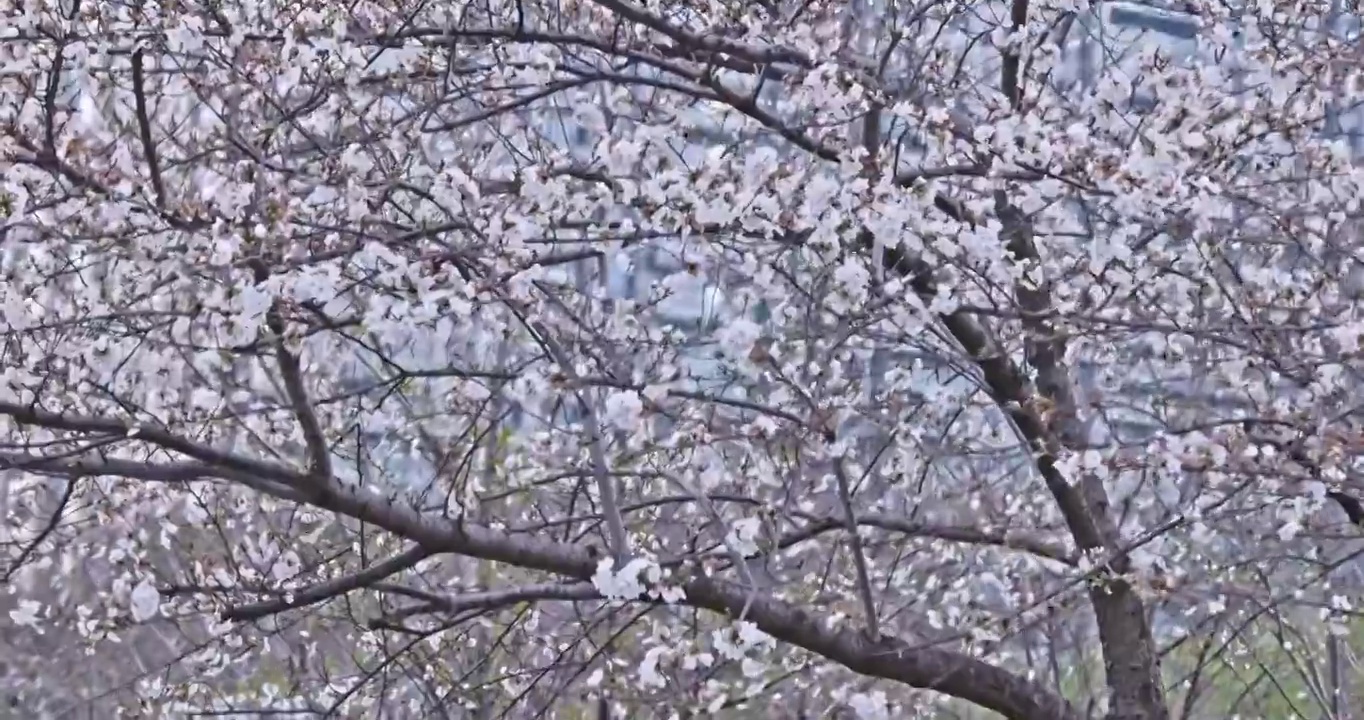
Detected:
left=873, top=223, right=1170, bottom=719
left=935, top=0, right=1173, bottom=715
left=0, top=401, right=1081, bottom=720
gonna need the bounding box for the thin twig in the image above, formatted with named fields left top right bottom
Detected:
left=130, top=48, right=167, bottom=209
left=833, top=460, right=880, bottom=639
left=222, top=545, right=432, bottom=622
left=374, top=580, right=599, bottom=616
left=249, top=259, right=334, bottom=482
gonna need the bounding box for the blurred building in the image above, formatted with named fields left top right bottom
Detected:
left=350, top=0, right=1364, bottom=485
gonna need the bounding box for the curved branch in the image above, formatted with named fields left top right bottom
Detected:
left=222, top=471, right=1086, bottom=720
left=518, top=493, right=1075, bottom=566
left=375, top=580, right=598, bottom=615
left=2, top=476, right=75, bottom=583
left=0, top=406, right=1081, bottom=720
left=222, top=545, right=433, bottom=622
left=682, top=575, right=1084, bottom=720
left=772, top=513, right=1075, bottom=567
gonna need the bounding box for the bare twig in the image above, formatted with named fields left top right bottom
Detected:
left=375, top=580, right=599, bottom=615
left=832, top=461, right=880, bottom=639
left=471, top=271, right=632, bottom=562
left=222, top=545, right=433, bottom=622
left=2, top=477, right=75, bottom=583
left=130, top=48, right=167, bottom=209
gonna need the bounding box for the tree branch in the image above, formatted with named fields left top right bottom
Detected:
left=222, top=545, right=433, bottom=622
left=130, top=49, right=167, bottom=209
left=0, top=446, right=310, bottom=502
left=758, top=512, right=1074, bottom=567
left=473, top=270, right=632, bottom=562
left=682, top=575, right=1084, bottom=720
left=250, top=259, right=335, bottom=483
left=832, top=460, right=881, bottom=638
left=221, top=469, right=1084, bottom=720
left=375, top=580, right=599, bottom=615
left=2, top=476, right=75, bottom=583
left=0, top=402, right=1078, bottom=720
left=977, top=0, right=1166, bottom=714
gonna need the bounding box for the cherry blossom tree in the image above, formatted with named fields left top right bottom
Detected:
left=3, top=0, right=1364, bottom=717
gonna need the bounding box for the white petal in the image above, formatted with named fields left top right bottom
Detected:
left=130, top=579, right=161, bottom=622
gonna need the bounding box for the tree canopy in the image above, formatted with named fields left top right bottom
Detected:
left=3, top=0, right=1364, bottom=717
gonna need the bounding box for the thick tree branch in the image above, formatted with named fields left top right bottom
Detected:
left=0, top=402, right=313, bottom=486
left=984, top=0, right=1167, bottom=714
left=0, top=451, right=310, bottom=502
left=0, top=404, right=1078, bottom=720
left=682, top=575, right=1084, bottom=720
